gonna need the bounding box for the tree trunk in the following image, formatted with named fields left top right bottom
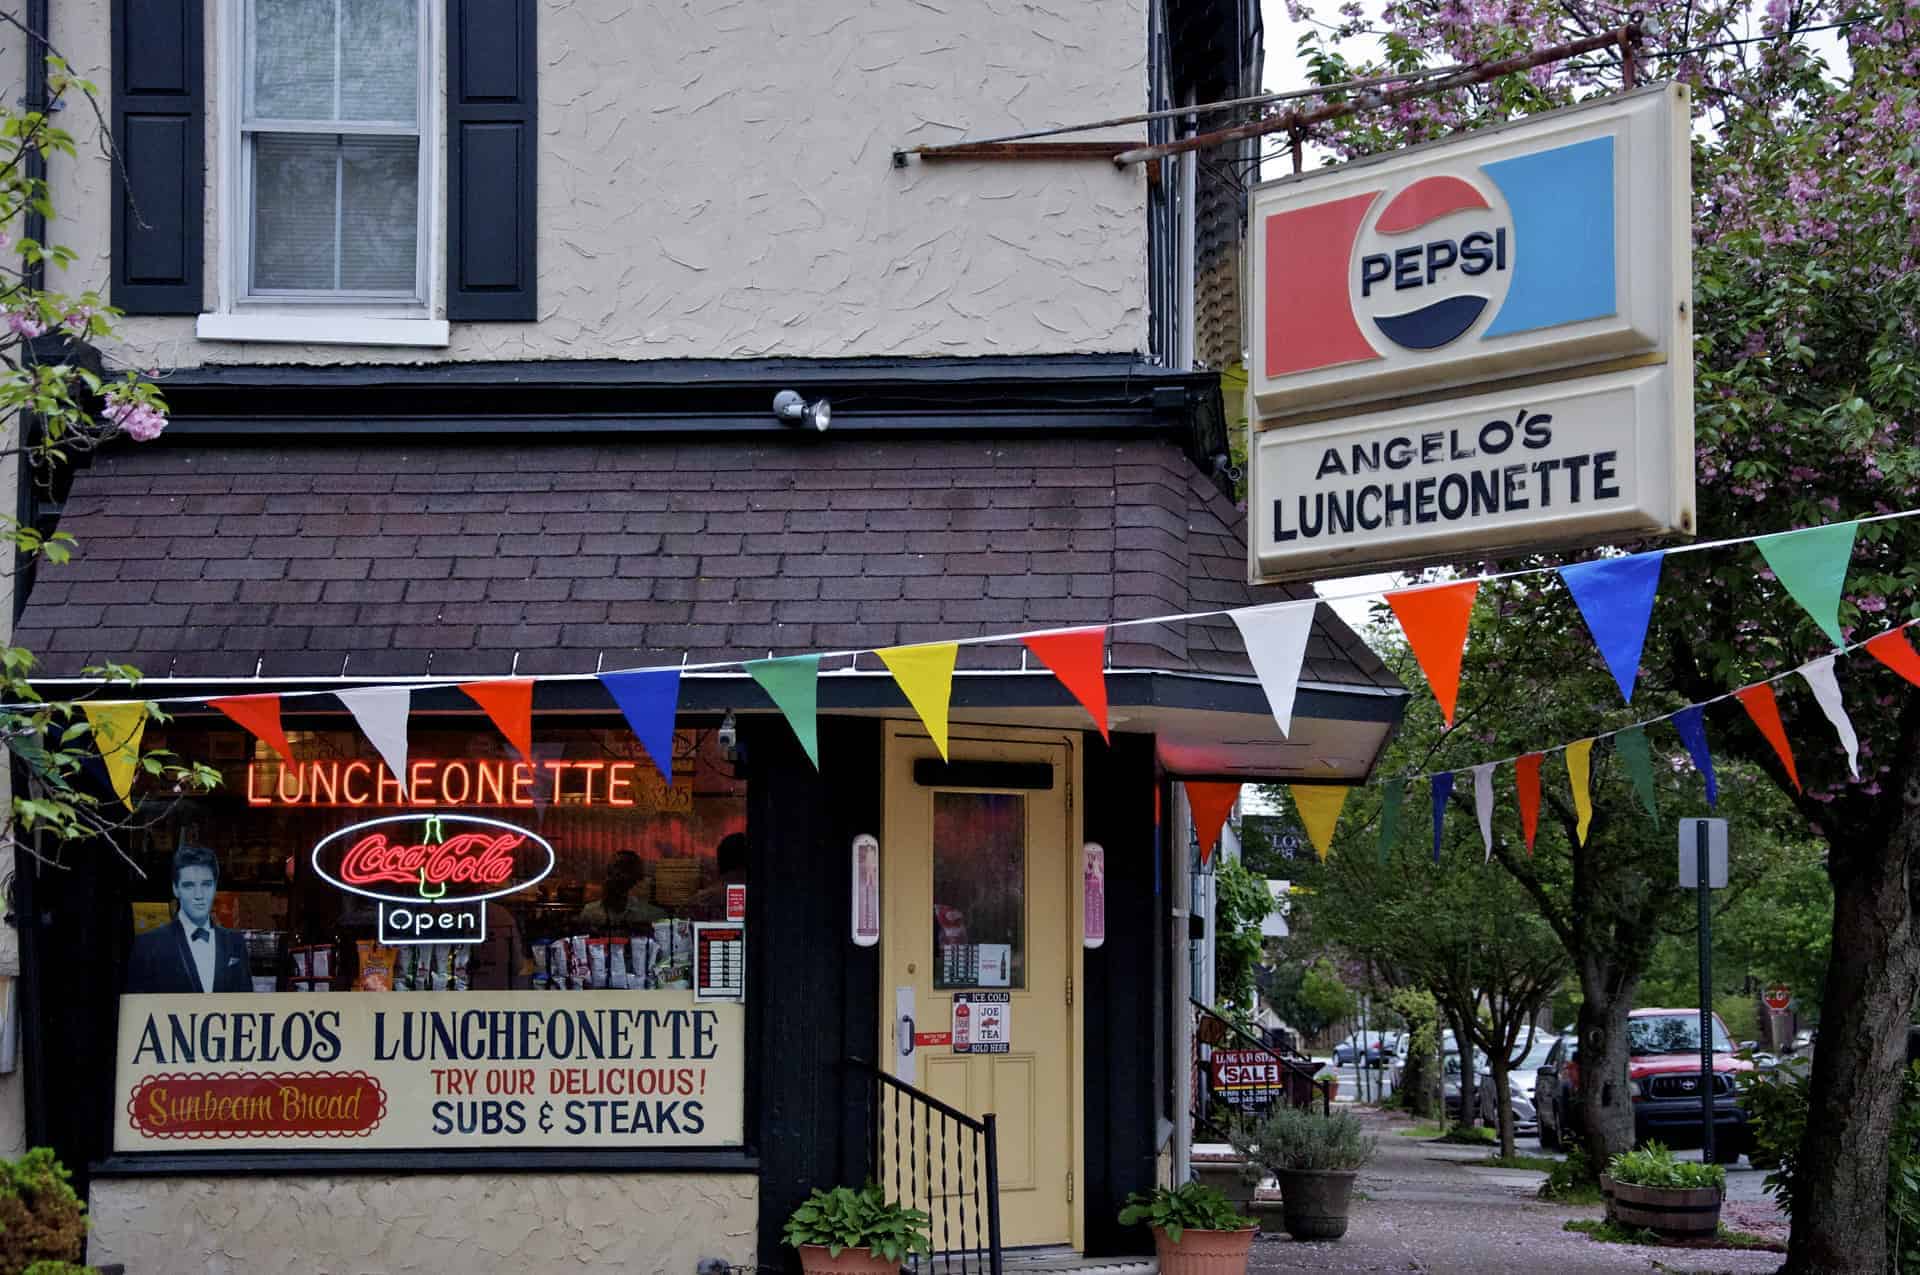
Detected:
left=1577, top=964, right=1638, bottom=1174
left=1493, top=1064, right=1515, bottom=1160
left=1783, top=798, right=1920, bottom=1274
left=1453, top=1009, right=1478, bottom=1130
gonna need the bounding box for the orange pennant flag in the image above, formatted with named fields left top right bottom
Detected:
left=1185, top=781, right=1242, bottom=866
left=1866, top=629, right=1920, bottom=689
left=1386, top=580, right=1480, bottom=726
left=461, top=679, right=534, bottom=763
left=209, top=693, right=295, bottom=765
left=1023, top=628, right=1109, bottom=742
left=1515, top=752, right=1543, bottom=854
left=1736, top=683, right=1801, bottom=793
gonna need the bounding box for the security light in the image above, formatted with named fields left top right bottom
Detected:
left=772, top=389, right=831, bottom=432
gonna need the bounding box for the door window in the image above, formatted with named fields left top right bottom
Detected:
left=931, top=792, right=1025, bottom=990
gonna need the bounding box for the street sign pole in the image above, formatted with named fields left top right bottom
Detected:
left=1695, top=818, right=1715, bottom=1164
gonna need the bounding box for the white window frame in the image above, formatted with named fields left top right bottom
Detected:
left=201, top=0, right=448, bottom=347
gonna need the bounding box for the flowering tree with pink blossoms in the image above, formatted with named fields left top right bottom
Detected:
left=1284, top=0, right=1920, bottom=1269
left=0, top=46, right=216, bottom=864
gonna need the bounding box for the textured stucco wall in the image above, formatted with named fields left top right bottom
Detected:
left=88, top=1171, right=757, bottom=1273
left=51, top=0, right=1149, bottom=369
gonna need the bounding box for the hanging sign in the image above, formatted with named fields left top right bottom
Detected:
left=951, top=992, right=1011, bottom=1054
left=312, top=813, right=555, bottom=946
left=1247, top=83, right=1694, bottom=582
left=113, top=991, right=743, bottom=1151
left=725, top=883, right=747, bottom=922
left=851, top=834, right=880, bottom=947
left=1083, top=842, right=1106, bottom=949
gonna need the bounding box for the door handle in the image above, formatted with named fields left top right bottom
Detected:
left=899, top=1015, right=916, bottom=1057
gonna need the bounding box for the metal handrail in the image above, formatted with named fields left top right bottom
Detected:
left=844, top=1058, right=1002, bottom=1275
left=1190, top=999, right=1333, bottom=1140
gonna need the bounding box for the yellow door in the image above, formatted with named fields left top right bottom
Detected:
left=882, top=723, right=1080, bottom=1250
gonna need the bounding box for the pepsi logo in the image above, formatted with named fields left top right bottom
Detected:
left=1350, top=175, right=1515, bottom=352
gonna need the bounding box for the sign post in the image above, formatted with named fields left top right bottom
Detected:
left=1680, top=816, right=1728, bottom=1163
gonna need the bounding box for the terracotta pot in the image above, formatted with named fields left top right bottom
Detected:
left=1600, top=1174, right=1722, bottom=1238
left=1274, top=1168, right=1357, bottom=1241
left=1152, top=1224, right=1257, bottom=1275
left=795, top=1244, right=903, bottom=1275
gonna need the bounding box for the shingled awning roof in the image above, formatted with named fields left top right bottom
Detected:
left=17, top=434, right=1402, bottom=777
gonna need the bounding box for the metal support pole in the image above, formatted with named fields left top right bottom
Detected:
left=1696, top=820, right=1716, bottom=1164
left=1289, top=127, right=1303, bottom=175
left=983, top=1113, right=1004, bottom=1275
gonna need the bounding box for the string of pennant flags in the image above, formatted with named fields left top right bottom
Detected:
left=54, top=509, right=1920, bottom=842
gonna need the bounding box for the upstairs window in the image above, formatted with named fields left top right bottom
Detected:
left=240, top=0, right=428, bottom=304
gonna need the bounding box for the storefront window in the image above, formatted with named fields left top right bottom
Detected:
left=123, top=725, right=747, bottom=996
left=931, top=791, right=1025, bottom=989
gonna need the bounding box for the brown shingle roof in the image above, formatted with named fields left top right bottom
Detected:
left=17, top=437, right=1396, bottom=690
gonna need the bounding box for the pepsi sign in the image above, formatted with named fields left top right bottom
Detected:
left=1247, top=85, right=1694, bottom=583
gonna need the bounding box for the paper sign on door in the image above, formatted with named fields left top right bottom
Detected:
left=852, top=835, right=880, bottom=947
left=952, top=992, right=1011, bottom=1054
left=1084, top=842, right=1106, bottom=949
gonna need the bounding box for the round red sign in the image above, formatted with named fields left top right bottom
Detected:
left=1764, top=985, right=1793, bottom=1012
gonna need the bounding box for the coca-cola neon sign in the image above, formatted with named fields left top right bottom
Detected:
left=311, top=814, right=555, bottom=905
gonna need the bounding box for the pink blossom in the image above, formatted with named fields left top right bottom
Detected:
left=7, top=310, right=46, bottom=338
left=103, top=392, right=167, bottom=442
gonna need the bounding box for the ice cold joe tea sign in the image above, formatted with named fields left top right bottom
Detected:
left=114, top=992, right=744, bottom=1150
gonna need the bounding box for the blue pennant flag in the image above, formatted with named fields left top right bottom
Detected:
left=1431, top=772, right=1454, bottom=864
left=1672, top=704, right=1718, bottom=808
left=1558, top=550, right=1667, bottom=703
left=598, top=668, right=682, bottom=781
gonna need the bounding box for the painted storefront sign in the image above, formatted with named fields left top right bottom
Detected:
left=951, top=992, right=1011, bottom=1054
left=114, top=991, right=743, bottom=1151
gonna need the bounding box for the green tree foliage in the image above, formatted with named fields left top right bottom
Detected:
left=1212, top=855, right=1274, bottom=1019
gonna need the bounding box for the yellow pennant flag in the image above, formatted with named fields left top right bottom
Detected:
left=1566, top=738, right=1595, bottom=846
left=1289, top=784, right=1351, bottom=861
left=82, top=701, right=150, bottom=810
left=877, top=643, right=959, bottom=761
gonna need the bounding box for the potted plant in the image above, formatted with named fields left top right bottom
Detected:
left=1600, top=1143, right=1725, bottom=1238
left=1118, top=1181, right=1257, bottom=1273
left=1228, top=1106, right=1375, bottom=1240
left=782, top=1183, right=931, bottom=1274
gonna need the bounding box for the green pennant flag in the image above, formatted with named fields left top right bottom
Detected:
left=1616, top=726, right=1660, bottom=825
left=1378, top=778, right=1405, bottom=865
left=1756, top=522, right=1858, bottom=647
left=745, top=654, right=821, bottom=769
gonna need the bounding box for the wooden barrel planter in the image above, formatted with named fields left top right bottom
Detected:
left=1600, top=1174, right=1722, bottom=1237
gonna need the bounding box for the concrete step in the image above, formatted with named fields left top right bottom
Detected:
left=921, top=1249, right=1156, bottom=1275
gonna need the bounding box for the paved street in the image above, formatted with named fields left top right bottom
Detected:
left=1242, top=1109, right=1786, bottom=1274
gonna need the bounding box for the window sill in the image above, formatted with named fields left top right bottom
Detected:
left=196, top=312, right=451, bottom=348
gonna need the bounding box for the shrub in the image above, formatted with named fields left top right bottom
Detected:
left=1606, top=1143, right=1726, bottom=1192
left=1229, top=1105, right=1376, bottom=1174
left=1118, top=1182, right=1253, bottom=1241
left=0, top=1149, right=87, bottom=1275
left=781, top=1184, right=931, bottom=1262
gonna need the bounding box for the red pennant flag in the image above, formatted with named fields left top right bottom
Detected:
left=1386, top=581, right=1480, bottom=726
left=1024, top=628, right=1109, bottom=742
left=1736, top=683, right=1801, bottom=793
left=1185, top=781, right=1242, bottom=866
left=461, top=679, right=534, bottom=763
left=1515, top=752, right=1543, bottom=854
left=209, top=693, right=294, bottom=765
left=1867, top=629, right=1920, bottom=688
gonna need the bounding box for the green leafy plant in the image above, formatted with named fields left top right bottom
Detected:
left=1738, top=1056, right=1811, bottom=1198
left=0, top=1149, right=87, bottom=1275
left=1212, top=856, right=1272, bottom=1017
left=1117, top=1181, right=1253, bottom=1242
left=1605, top=1143, right=1726, bottom=1192
left=781, top=1184, right=931, bottom=1261
left=1540, top=1146, right=1602, bottom=1204
left=1228, top=1106, right=1376, bottom=1174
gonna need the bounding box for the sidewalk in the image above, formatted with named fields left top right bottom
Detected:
left=1242, top=1109, right=1786, bottom=1274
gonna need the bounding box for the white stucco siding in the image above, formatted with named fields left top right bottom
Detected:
left=51, top=0, right=1150, bottom=368
left=88, top=1172, right=758, bottom=1273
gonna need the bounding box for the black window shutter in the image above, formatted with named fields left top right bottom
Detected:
left=110, top=0, right=204, bottom=315
left=447, top=0, right=538, bottom=321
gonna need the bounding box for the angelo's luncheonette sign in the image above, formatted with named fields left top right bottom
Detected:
left=114, top=992, right=743, bottom=1151
left=1247, top=84, right=1694, bottom=582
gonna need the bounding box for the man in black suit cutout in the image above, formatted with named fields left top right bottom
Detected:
left=125, top=843, right=254, bottom=994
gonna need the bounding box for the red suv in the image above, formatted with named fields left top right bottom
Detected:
left=1534, top=1009, right=1753, bottom=1162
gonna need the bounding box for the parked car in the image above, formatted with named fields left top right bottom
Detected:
left=1535, top=1011, right=1753, bottom=1161
left=1474, top=1035, right=1557, bottom=1136
left=1333, top=1032, right=1395, bottom=1067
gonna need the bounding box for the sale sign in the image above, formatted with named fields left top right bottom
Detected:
left=1211, top=1048, right=1288, bottom=1110
left=114, top=991, right=743, bottom=1151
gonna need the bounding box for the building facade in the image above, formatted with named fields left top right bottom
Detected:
left=8, top=1, right=1402, bottom=1269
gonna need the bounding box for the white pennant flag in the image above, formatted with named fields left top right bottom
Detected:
left=1799, top=656, right=1860, bottom=780
left=1229, top=601, right=1319, bottom=738
left=1472, top=762, right=1497, bottom=862
left=337, top=687, right=413, bottom=794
